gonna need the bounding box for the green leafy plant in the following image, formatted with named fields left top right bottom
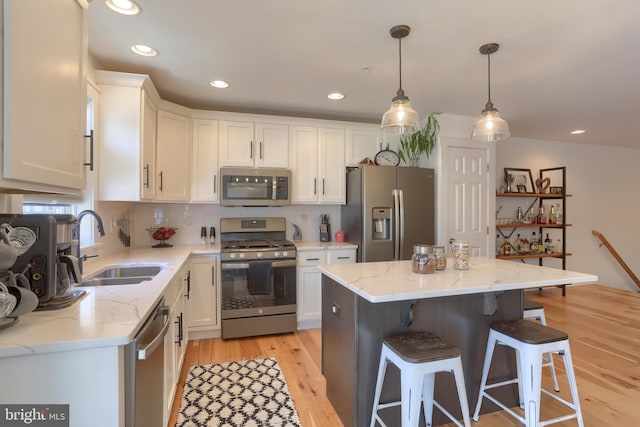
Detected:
left=398, top=112, right=441, bottom=166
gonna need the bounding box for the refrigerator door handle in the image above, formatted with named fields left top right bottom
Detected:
left=393, top=189, right=400, bottom=260
left=398, top=189, right=405, bottom=259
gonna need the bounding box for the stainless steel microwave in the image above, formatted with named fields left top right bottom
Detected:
left=220, top=167, right=290, bottom=206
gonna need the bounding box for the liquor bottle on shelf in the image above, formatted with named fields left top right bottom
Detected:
left=496, top=234, right=502, bottom=257
left=531, top=232, right=538, bottom=254
left=528, top=207, right=537, bottom=224
left=521, top=234, right=530, bottom=254
left=556, top=203, right=563, bottom=224
left=544, top=233, right=552, bottom=253
left=502, top=238, right=512, bottom=256
left=549, top=205, right=557, bottom=224
left=537, top=205, right=546, bottom=224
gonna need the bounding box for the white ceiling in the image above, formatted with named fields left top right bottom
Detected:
left=88, top=0, right=640, bottom=148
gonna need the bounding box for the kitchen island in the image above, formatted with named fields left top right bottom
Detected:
left=318, top=257, right=597, bottom=427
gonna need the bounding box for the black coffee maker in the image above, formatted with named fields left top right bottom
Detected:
left=0, top=214, right=85, bottom=310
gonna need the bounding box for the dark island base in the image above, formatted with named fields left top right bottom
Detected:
left=322, top=275, right=523, bottom=427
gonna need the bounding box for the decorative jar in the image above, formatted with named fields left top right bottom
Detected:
left=412, top=245, right=436, bottom=274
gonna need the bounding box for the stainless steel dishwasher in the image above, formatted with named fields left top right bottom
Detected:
left=124, top=297, right=170, bottom=427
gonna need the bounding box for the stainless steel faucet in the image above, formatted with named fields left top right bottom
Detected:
left=77, top=210, right=106, bottom=273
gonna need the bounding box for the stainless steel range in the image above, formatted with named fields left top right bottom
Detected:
left=220, top=217, right=297, bottom=339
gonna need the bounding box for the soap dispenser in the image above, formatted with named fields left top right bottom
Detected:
left=292, top=224, right=302, bottom=243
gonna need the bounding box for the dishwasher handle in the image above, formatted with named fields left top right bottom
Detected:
left=136, top=305, right=170, bottom=360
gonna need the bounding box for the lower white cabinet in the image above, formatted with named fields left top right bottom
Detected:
left=164, top=264, right=189, bottom=425
left=187, top=255, right=220, bottom=337
left=297, top=247, right=356, bottom=329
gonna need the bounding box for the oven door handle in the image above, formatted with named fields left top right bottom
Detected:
left=221, top=259, right=297, bottom=270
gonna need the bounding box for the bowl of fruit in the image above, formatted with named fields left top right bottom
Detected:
left=146, top=227, right=178, bottom=248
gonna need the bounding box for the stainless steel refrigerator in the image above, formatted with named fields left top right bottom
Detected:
left=341, top=166, right=435, bottom=262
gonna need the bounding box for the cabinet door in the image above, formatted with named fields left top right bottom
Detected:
left=141, top=92, right=157, bottom=200
left=188, top=256, right=219, bottom=331
left=191, top=119, right=219, bottom=202
left=297, top=250, right=325, bottom=326
left=2, top=0, right=87, bottom=190
left=345, top=127, right=381, bottom=166
left=219, top=120, right=254, bottom=167
left=156, top=110, right=190, bottom=201
left=255, top=123, right=289, bottom=167
left=327, top=249, right=356, bottom=264
left=290, top=126, right=319, bottom=203
left=319, top=128, right=346, bottom=204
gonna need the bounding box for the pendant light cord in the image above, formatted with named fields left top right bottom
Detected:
left=487, top=52, right=492, bottom=103
left=398, top=37, right=403, bottom=92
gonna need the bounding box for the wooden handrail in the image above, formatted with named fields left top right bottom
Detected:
left=592, top=229, right=640, bottom=290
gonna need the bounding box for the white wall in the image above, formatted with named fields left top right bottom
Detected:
left=497, top=137, right=640, bottom=292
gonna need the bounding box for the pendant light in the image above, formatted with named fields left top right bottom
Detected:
left=381, top=25, right=420, bottom=136
left=471, top=43, right=510, bottom=141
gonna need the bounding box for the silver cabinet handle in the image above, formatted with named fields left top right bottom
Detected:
left=250, top=140, right=253, bottom=159
left=143, top=164, right=150, bottom=188
left=213, top=175, right=217, bottom=194
left=322, top=178, right=325, bottom=195
left=84, top=130, right=94, bottom=171
left=211, top=265, right=216, bottom=286
left=306, top=257, right=321, bottom=261
left=159, top=171, right=164, bottom=192
left=331, top=303, right=341, bottom=315
left=314, top=178, right=317, bottom=195
left=260, top=141, right=263, bottom=159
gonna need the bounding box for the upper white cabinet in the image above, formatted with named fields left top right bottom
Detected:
left=345, top=126, right=381, bottom=167
left=219, top=120, right=289, bottom=168
left=1, top=0, right=88, bottom=192
left=191, top=119, right=219, bottom=202
left=290, top=126, right=345, bottom=204
left=156, top=109, right=190, bottom=201
left=96, top=71, right=159, bottom=201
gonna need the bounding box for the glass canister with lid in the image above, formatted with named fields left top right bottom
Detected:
left=412, top=244, right=436, bottom=274
left=450, top=240, right=470, bottom=270
left=433, top=245, right=446, bottom=270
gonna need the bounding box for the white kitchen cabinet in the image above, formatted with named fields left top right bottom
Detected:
left=1, top=0, right=88, bottom=192
left=187, top=255, right=220, bottom=337
left=191, top=119, right=219, bottom=202
left=219, top=120, right=289, bottom=168
left=345, top=126, right=381, bottom=166
left=96, top=71, right=160, bottom=201
left=291, top=127, right=345, bottom=204
left=297, top=246, right=356, bottom=329
left=156, top=109, right=191, bottom=201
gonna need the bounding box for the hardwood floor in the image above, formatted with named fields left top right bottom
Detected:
left=169, top=284, right=640, bottom=426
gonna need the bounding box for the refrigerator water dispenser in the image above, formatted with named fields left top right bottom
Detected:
left=372, top=208, right=391, bottom=240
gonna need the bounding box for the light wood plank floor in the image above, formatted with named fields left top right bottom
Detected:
left=169, top=284, right=640, bottom=426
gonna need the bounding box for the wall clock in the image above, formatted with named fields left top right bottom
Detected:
left=374, top=149, right=400, bottom=166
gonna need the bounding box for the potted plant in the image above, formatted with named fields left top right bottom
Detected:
left=398, top=112, right=440, bottom=167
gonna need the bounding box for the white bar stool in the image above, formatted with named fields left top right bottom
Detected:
left=523, top=299, right=560, bottom=391
left=370, top=331, right=471, bottom=427
left=473, top=320, right=584, bottom=427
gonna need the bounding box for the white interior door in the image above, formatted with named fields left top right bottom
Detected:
left=439, top=137, right=495, bottom=257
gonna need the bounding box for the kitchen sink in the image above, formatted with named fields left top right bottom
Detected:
left=78, top=276, right=155, bottom=287
left=91, top=265, right=164, bottom=279
left=78, top=264, right=164, bottom=287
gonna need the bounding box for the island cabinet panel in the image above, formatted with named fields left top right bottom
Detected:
left=322, top=275, right=523, bottom=427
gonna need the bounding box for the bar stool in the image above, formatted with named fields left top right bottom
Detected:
left=524, top=299, right=560, bottom=391
left=473, top=319, right=584, bottom=427
left=370, top=331, right=471, bottom=427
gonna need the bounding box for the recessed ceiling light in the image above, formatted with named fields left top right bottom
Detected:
left=210, top=80, right=230, bottom=89
left=328, top=92, right=345, bottom=100
left=131, top=44, right=158, bottom=57
left=105, top=0, right=140, bottom=15
left=570, top=129, right=586, bottom=135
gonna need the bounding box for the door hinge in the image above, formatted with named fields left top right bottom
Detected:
left=486, top=163, right=490, bottom=173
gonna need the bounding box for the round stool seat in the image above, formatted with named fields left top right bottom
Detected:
left=385, top=331, right=461, bottom=363
left=523, top=298, right=544, bottom=311
left=492, top=319, right=567, bottom=345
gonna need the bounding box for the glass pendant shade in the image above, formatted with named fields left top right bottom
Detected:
left=472, top=103, right=510, bottom=142
left=381, top=95, right=420, bottom=135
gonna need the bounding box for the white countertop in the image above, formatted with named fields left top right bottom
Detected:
left=318, top=257, right=598, bottom=303
left=0, top=244, right=220, bottom=358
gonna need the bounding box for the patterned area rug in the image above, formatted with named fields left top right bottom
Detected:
left=176, top=356, right=301, bottom=427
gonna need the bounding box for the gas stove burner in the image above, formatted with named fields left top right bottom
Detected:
left=221, top=239, right=296, bottom=251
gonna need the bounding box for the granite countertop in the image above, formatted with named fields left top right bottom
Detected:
left=0, top=244, right=220, bottom=358
left=318, top=257, right=598, bottom=303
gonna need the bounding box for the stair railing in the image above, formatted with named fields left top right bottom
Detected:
left=592, top=229, right=640, bottom=291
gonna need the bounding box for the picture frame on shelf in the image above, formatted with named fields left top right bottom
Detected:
left=504, top=168, right=535, bottom=193
left=550, top=186, right=563, bottom=194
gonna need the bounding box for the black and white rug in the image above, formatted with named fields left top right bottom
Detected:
left=176, top=356, right=301, bottom=427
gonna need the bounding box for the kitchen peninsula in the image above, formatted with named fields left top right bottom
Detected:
left=318, top=257, right=597, bottom=427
